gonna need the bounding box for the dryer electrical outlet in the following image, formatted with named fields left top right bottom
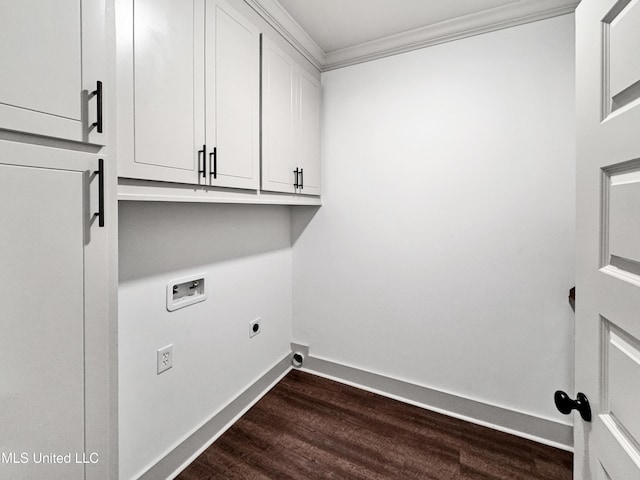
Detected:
left=167, top=274, right=208, bottom=312
left=249, top=317, right=261, bottom=338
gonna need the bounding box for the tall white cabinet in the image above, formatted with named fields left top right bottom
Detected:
left=262, top=38, right=321, bottom=196
left=118, top=0, right=260, bottom=189
left=0, top=142, right=108, bottom=480
left=0, top=1, right=114, bottom=478
left=0, top=0, right=106, bottom=145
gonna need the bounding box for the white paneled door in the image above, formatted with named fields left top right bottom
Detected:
left=575, top=0, right=640, bottom=478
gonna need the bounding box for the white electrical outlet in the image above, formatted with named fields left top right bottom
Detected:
left=249, top=318, right=261, bottom=338
left=157, top=344, right=173, bottom=374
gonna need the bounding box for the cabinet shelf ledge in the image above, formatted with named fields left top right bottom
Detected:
left=118, top=178, right=321, bottom=206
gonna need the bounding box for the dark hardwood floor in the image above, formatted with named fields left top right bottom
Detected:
left=177, top=370, right=572, bottom=480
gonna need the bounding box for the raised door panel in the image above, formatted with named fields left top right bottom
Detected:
left=297, top=70, right=321, bottom=196
left=261, top=38, right=296, bottom=194
left=127, top=0, right=205, bottom=184
left=0, top=0, right=106, bottom=145
left=0, top=0, right=80, bottom=120
left=608, top=0, right=640, bottom=110
left=206, top=0, right=260, bottom=190
left=0, top=142, right=99, bottom=480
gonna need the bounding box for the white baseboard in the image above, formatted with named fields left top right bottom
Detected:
left=136, top=349, right=572, bottom=480
left=136, top=354, right=292, bottom=480
left=298, top=353, right=573, bottom=452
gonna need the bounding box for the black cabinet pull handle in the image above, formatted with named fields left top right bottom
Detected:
left=300, top=168, right=304, bottom=190
left=293, top=168, right=299, bottom=189
left=554, top=391, right=591, bottom=422
left=568, top=287, right=575, bottom=312
left=91, top=81, right=103, bottom=133
left=198, top=144, right=206, bottom=179
left=93, top=158, right=105, bottom=227
left=209, top=147, right=217, bottom=180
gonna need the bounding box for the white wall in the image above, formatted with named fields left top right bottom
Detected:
left=118, top=202, right=292, bottom=479
left=293, top=15, right=576, bottom=425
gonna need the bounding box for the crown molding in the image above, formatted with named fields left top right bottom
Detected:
left=243, top=0, right=325, bottom=69
left=245, top=0, right=580, bottom=73
left=323, top=0, right=580, bottom=71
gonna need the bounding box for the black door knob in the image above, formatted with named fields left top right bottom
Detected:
left=554, top=391, right=592, bottom=422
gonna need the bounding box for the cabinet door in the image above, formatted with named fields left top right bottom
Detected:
left=122, top=0, right=205, bottom=184
left=297, top=70, right=321, bottom=196
left=206, top=0, right=260, bottom=190
left=0, top=141, right=106, bottom=479
left=0, top=0, right=106, bottom=145
left=261, top=38, right=296, bottom=194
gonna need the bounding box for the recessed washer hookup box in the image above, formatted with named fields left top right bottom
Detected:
left=166, top=274, right=208, bottom=312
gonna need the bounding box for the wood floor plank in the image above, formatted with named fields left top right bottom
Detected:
left=176, top=370, right=572, bottom=480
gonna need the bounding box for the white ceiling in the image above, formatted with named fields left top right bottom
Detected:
left=276, top=0, right=525, bottom=53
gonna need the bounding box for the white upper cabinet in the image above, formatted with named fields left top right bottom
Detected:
left=120, top=0, right=205, bottom=184
left=206, top=0, right=261, bottom=190
left=261, top=38, right=297, bottom=194
left=297, top=70, right=321, bottom=196
left=118, top=0, right=260, bottom=189
left=0, top=0, right=106, bottom=145
left=117, top=0, right=321, bottom=201
left=262, top=38, right=321, bottom=196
